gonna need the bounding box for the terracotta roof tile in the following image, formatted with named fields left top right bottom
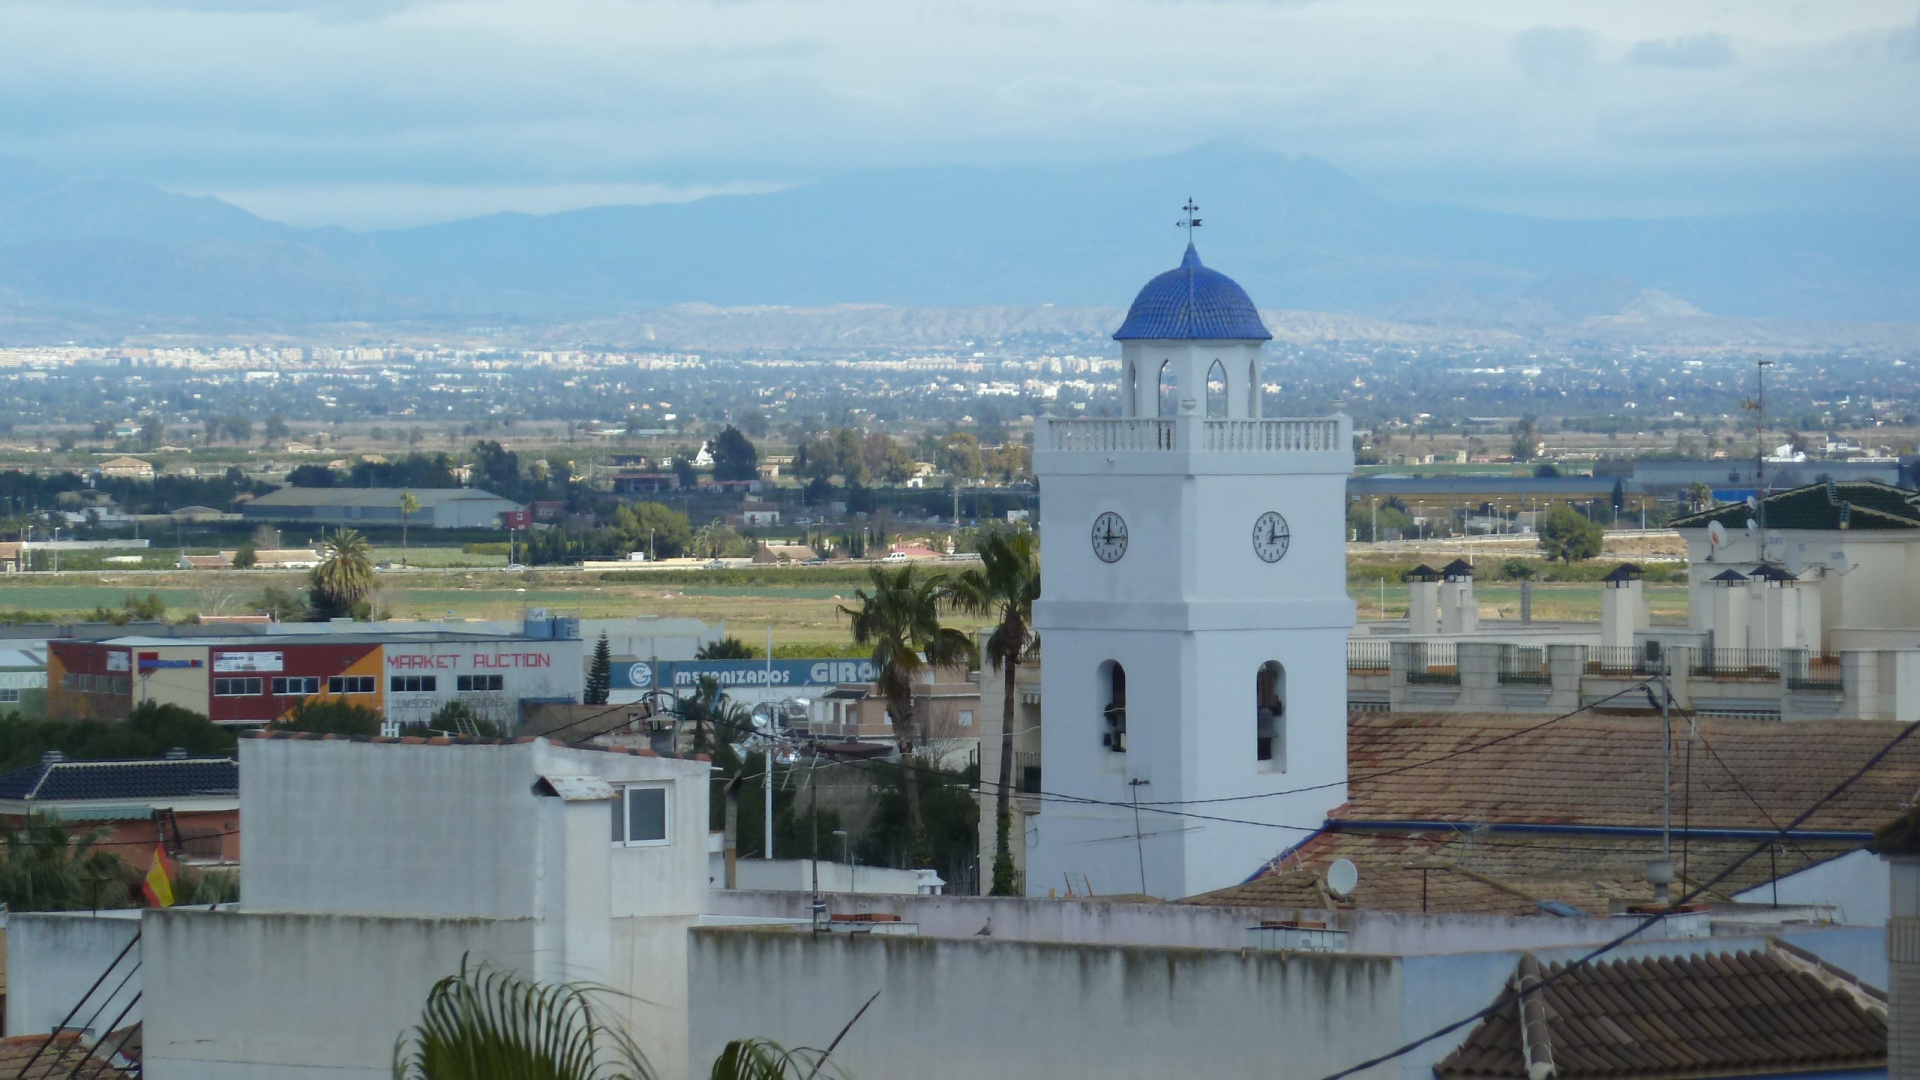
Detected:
left=1436, top=947, right=1885, bottom=1079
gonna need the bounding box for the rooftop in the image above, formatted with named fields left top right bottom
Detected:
left=0, top=756, right=238, bottom=803
left=1672, top=479, right=1920, bottom=533
left=1112, top=244, right=1272, bottom=342
left=1435, top=945, right=1885, bottom=1079
left=1192, top=712, right=1920, bottom=914
left=245, top=486, right=517, bottom=508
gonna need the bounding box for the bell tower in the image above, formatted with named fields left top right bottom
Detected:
left=1028, top=220, right=1354, bottom=899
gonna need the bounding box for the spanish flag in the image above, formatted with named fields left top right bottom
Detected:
left=142, top=845, right=175, bottom=908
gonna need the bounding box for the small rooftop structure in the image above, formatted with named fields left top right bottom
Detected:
left=1404, top=564, right=1441, bottom=582
left=1440, top=559, right=1474, bottom=580
left=1599, top=563, right=1643, bottom=583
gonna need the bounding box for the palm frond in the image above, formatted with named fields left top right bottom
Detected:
left=393, top=957, right=653, bottom=1080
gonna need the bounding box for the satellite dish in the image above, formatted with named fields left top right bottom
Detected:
left=1745, top=518, right=1759, bottom=534
left=1707, top=521, right=1727, bottom=548
left=1746, top=495, right=1760, bottom=511
left=1325, top=859, right=1359, bottom=900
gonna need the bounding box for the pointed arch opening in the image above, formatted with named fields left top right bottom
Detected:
left=1205, top=360, right=1228, bottom=418
left=1126, top=362, right=1139, bottom=417
left=1248, top=358, right=1260, bottom=418
left=1256, top=661, right=1285, bottom=771
left=1098, top=660, right=1127, bottom=753
left=1157, top=361, right=1178, bottom=418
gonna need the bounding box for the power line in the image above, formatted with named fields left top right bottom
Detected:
left=1313, top=716, right=1920, bottom=1080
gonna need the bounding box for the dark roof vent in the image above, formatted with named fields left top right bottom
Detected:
left=1403, top=564, right=1441, bottom=582
left=40, top=750, right=65, bottom=765
left=1601, top=563, right=1644, bottom=583
left=1710, top=568, right=1748, bottom=584
left=1750, top=563, right=1798, bottom=582
left=1440, top=559, right=1474, bottom=580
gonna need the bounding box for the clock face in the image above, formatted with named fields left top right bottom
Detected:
left=1091, top=511, right=1128, bottom=563
left=1252, top=511, right=1291, bottom=563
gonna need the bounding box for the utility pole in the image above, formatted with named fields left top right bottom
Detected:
left=763, top=623, right=775, bottom=860
left=1128, top=777, right=1149, bottom=896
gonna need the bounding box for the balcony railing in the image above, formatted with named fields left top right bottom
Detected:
left=1039, top=416, right=1343, bottom=453
left=1405, top=642, right=1460, bottom=686
left=1691, top=649, right=1783, bottom=681
left=1043, top=418, right=1176, bottom=451
left=1585, top=646, right=1664, bottom=677
left=1786, top=654, right=1843, bottom=693
left=1203, top=418, right=1342, bottom=452
left=1014, top=751, right=1043, bottom=795
left=1497, top=645, right=1550, bottom=686
left=1347, top=639, right=1391, bottom=673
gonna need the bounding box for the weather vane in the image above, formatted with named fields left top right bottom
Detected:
left=1177, top=198, right=1202, bottom=237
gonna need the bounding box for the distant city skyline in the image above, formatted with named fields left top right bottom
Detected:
left=1, top=0, right=1917, bottom=229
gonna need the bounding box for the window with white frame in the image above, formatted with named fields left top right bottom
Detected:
left=609, top=783, right=671, bottom=846
left=457, top=674, right=504, bottom=692
left=272, top=676, right=321, bottom=696
left=390, top=675, right=437, bottom=693
left=328, top=675, right=376, bottom=694
left=0, top=688, right=18, bottom=703
left=213, top=677, right=263, bottom=697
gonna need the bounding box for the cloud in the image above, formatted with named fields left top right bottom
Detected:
left=1510, top=26, right=1599, bottom=83
left=1626, top=33, right=1736, bottom=68
left=1892, top=12, right=1920, bottom=62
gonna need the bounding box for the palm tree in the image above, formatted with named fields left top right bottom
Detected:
left=0, top=819, right=131, bottom=911
left=393, top=958, right=651, bottom=1080
left=400, top=491, right=421, bottom=567
left=312, top=527, right=376, bottom=618
left=941, top=529, right=1038, bottom=896
left=841, top=565, right=976, bottom=864
left=393, top=960, right=846, bottom=1080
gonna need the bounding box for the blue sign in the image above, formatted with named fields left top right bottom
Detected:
left=138, top=659, right=202, bottom=670
left=611, top=658, right=880, bottom=692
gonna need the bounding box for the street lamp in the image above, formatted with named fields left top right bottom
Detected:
left=833, top=829, right=851, bottom=893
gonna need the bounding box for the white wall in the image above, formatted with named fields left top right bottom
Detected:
left=5, top=911, right=141, bottom=1037
left=1731, top=848, right=1889, bottom=927
left=380, top=637, right=583, bottom=728
left=689, top=927, right=1405, bottom=1080
left=141, top=909, right=539, bottom=1080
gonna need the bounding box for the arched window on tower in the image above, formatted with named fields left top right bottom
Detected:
left=1205, top=360, right=1228, bottom=418
left=1247, top=358, right=1260, bottom=418
left=1255, top=661, right=1285, bottom=771
left=1157, top=361, right=1178, bottom=418
left=1099, top=660, right=1127, bottom=753
left=1126, top=363, right=1139, bottom=417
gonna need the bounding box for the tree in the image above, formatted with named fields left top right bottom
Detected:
left=310, top=527, right=376, bottom=619
left=138, top=413, right=165, bottom=450
left=940, top=528, right=1038, bottom=895
left=400, top=490, right=421, bottom=567
left=1510, top=418, right=1538, bottom=462
left=258, top=585, right=309, bottom=622
left=0, top=819, right=133, bottom=911
left=840, top=566, right=977, bottom=864
left=275, top=699, right=382, bottom=736
left=1610, top=478, right=1626, bottom=516
left=696, top=637, right=755, bottom=660
left=232, top=542, right=258, bottom=569
left=264, top=414, right=291, bottom=443
left=287, top=464, right=338, bottom=487
left=586, top=633, right=612, bottom=705
left=710, top=425, right=759, bottom=483
left=671, top=451, right=699, bottom=490
left=939, top=433, right=984, bottom=479
left=1538, top=504, right=1604, bottom=565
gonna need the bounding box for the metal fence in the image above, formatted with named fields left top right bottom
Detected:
left=1786, top=653, right=1844, bottom=693
left=1405, top=642, right=1460, bottom=685
left=1496, top=645, right=1551, bottom=686
left=1690, top=649, right=1784, bottom=680
left=1347, top=639, right=1391, bottom=672
left=1585, top=646, right=1665, bottom=676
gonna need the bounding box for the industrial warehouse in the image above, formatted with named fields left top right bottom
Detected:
left=48, top=615, right=583, bottom=729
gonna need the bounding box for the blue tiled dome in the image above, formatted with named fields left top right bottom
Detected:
left=1113, top=244, right=1271, bottom=341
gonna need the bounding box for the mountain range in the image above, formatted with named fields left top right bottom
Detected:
left=0, top=143, right=1916, bottom=337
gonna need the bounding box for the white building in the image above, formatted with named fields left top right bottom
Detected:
left=70, top=734, right=710, bottom=1080
left=1028, top=241, right=1355, bottom=900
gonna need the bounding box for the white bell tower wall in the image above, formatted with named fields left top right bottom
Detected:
left=1030, top=395, right=1354, bottom=900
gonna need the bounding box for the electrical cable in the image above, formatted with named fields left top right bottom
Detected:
left=1312, top=716, right=1920, bottom=1080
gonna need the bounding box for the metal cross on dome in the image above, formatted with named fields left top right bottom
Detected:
left=1177, top=198, right=1202, bottom=235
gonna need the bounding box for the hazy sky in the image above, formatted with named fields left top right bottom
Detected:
left=2, top=0, right=1917, bottom=228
